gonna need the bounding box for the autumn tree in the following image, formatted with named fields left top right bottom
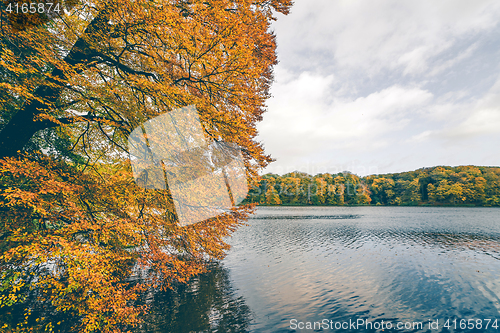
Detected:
left=0, top=0, right=292, bottom=331
left=311, top=176, right=326, bottom=205
left=264, top=183, right=281, bottom=205
left=243, top=166, right=500, bottom=207
left=369, top=177, right=395, bottom=205
left=326, top=175, right=345, bottom=205
left=354, top=183, right=371, bottom=205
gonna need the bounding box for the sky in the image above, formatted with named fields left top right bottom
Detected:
left=258, top=0, right=500, bottom=177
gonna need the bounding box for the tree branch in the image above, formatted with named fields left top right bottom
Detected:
left=0, top=5, right=113, bottom=159
left=37, top=114, right=126, bottom=130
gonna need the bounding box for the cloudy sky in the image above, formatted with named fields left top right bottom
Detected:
left=258, top=0, right=500, bottom=176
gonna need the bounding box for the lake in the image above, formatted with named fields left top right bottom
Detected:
left=138, top=207, right=500, bottom=332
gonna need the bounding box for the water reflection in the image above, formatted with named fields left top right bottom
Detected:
left=134, top=260, right=252, bottom=333
left=223, top=207, right=500, bottom=332
left=250, top=214, right=362, bottom=220
left=2, top=260, right=251, bottom=333
left=246, top=207, right=500, bottom=257
left=7, top=207, right=500, bottom=332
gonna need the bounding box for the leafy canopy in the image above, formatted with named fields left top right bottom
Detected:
left=0, top=0, right=292, bottom=331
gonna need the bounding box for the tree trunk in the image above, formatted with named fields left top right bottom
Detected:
left=0, top=8, right=110, bottom=159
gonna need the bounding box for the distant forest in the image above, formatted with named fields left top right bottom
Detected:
left=242, top=166, right=500, bottom=206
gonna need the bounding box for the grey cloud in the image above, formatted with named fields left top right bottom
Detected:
left=262, top=0, right=500, bottom=176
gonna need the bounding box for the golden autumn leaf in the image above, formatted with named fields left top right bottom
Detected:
left=0, top=0, right=293, bottom=331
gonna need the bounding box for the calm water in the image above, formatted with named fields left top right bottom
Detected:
left=139, top=207, right=500, bottom=332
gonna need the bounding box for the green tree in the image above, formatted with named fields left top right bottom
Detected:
left=265, top=186, right=282, bottom=205
left=401, top=178, right=421, bottom=205
left=370, top=177, right=395, bottom=205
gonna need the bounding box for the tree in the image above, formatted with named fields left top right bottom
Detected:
left=398, top=178, right=420, bottom=205
left=0, top=0, right=292, bottom=331
left=311, top=177, right=327, bottom=205
left=447, top=183, right=464, bottom=205
left=326, top=183, right=344, bottom=205
left=355, top=183, right=371, bottom=205
left=426, top=183, right=437, bottom=204
left=370, top=177, right=395, bottom=205
left=265, top=185, right=281, bottom=205
left=326, top=175, right=345, bottom=205
left=473, top=176, right=487, bottom=205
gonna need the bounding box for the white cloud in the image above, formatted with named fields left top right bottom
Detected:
left=408, top=130, right=434, bottom=143
left=312, top=85, right=433, bottom=143
left=274, top=0, right=500, bottom=77
left=260, top=70, right=433, bottom=160
left=428, top=43, right=480, bottom=76
left=423, top=74, right=500, bottom=140
left=451, top=109, right=500, bottom=136
left=261, top=0, right=500, bottom=175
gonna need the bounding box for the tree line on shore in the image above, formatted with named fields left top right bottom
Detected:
left=242, top=166, right=500, bottom=206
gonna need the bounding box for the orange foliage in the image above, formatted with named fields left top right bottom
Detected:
left=0, top=0, right=292, bottom=331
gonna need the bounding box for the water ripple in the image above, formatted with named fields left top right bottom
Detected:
left=249, top=214, right=362, bottom=220
left=224, top=207, right=500, bottom=332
